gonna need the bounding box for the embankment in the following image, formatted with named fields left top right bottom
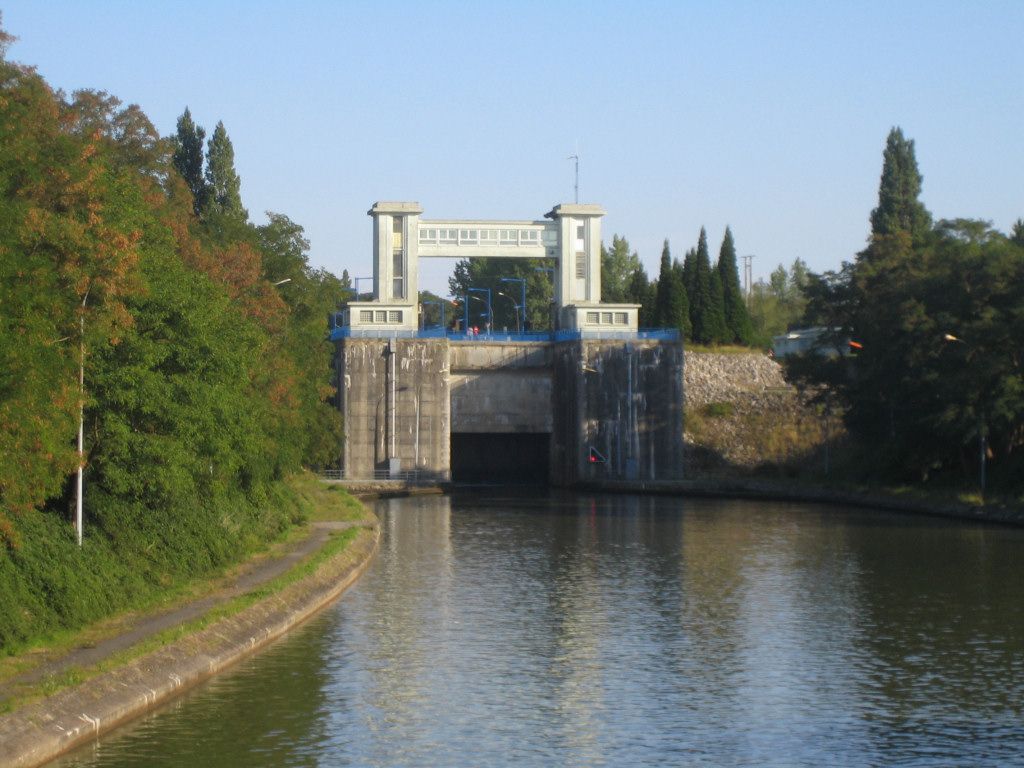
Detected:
left=0, top=520, right=379, bottom=768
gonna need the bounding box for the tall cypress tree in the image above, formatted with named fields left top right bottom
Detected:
left=681, top=247, right=697, bottom=331
left=717, top=227, right=754, bottom=344
left=654, top=240, right=673, bottom=325
left=869, top=127, right=931, bottom=243
left=654, top=240, right=689, bottom=336
left=706, top=269, right=729, bottom=344
left=204, top=121, right=247, bottom=223
left=690, top=228, right=716, bottom=344
left=171, top=107, right=207, bottom=215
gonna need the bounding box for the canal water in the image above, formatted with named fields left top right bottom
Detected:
left=55, top=491, right=1024, bottom=767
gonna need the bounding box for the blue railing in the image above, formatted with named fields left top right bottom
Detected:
left=330, top=327, right=680, bottom=342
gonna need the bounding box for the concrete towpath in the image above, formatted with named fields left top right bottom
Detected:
left=0, top=520, right=368, bottom=710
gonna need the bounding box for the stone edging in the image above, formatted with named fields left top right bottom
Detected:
left=0, top=521, right=380, bottom=768
left=580, top=478, right=1024, bottom=527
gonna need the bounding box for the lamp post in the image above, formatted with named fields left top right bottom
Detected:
left=468, top=288, right=492, bottom=335
left=499, top=277, right=527, bottom=332
left=497, top=292, right=521, bottom=332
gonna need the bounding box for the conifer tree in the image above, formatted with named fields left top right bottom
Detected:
left=171, top=107, right=207, bottom=215
left=654, top=240, right=689, bottom=336
left=706, top=269, right=729, bottom=343
left=1011, top=218, right=1024, bottom=247
left=869, top=127, right=931, bottom=243
left=689, top=228, right=718, bottom=344
left=204, top=121, right=247, bottom=223
left=717, top=227, right=754, bottom=344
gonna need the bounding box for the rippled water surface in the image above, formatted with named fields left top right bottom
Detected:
left=56, top=492, right=1024, bottom=767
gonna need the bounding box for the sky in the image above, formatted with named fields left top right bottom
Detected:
left=4, top=1, right=1022, bottom=296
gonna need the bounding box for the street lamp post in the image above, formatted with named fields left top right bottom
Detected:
left=497, top=292, right=521, bottom=332
left=468, top=288, right=492, bottom=335
left=499, top=277, right=527, bottom=332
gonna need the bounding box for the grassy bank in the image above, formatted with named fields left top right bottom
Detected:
left=0, top=472, right=359, bottom=656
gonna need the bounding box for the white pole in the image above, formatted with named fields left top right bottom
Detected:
left=76, top=312, right=84, bottom=546
left=74, top=289, right=90, bottom=546
left=390, top=341, right=396, bottom=460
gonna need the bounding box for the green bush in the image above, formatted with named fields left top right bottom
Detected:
left=702, top=402, right=735, bottom=419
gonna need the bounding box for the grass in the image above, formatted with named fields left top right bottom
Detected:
left=0, top=475, right=372, bottom=712
left=702, top=402, right=735, bottom=419
left=686, top=344, right=767, bottom=355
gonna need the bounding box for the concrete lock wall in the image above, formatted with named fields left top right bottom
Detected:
left=337, top=337, right=684, bottom=484
left=338, top=338, right=452, bottom=480
left=551, top=339, right=686, bottom=484
left=450, top=343, right=553, bottom=434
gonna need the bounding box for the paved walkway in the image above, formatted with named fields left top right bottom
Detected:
left=0, top=520, right=365, bottom=708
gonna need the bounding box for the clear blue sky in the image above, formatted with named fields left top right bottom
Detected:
left=4, top=1, right=1022, bottom=295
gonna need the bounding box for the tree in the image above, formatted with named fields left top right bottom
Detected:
left=788, top=129, right=1024, bottom=488
left=869, top=126, right=931, bottom=244
left=681, top=247, right=697, bottom=311
left=706, top=269, right=729, bottom=343
left=447, top=257, right=555, bottom=331
left=627, top=264, right=655, bottom=327
left=689, top=227, right=719, bottom=344
left=1010, top=218, right=1024, bottom=247
left=171, top=108, right=207, bottom=215
left=717, top=227, right=754, bottom=345
left=204, top=121, right=246, bottom=224
left=601, top=235, right=641, bottom=303
left=654, top=240, right=689, bottom=336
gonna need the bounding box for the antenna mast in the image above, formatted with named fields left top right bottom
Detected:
left=567, top=154, right=579, bottom=203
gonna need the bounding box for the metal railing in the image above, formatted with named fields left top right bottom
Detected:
left=331, top=327, right=680, bottom=343
left=320, top=469, right=424, bottom=483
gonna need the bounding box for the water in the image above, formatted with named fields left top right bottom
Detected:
left=55, top=491, right=1024, bottom=767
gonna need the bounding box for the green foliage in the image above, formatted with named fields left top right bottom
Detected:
left=203, top=120, right=246, bottom=224
left=0, top=32, right=346, bottom=648
left=172, top=107, right=207, bottom=215
left=1010, top=218, right=1024, bottom=247
left=689, top=227, right=724, bottom=344
left=448, top=257, right=556, bottom=331
left=718, top=227, right=755, bottom=344
left=870, top=127, right=931, bottom=243
left=654, top=240, right=690, bottom=335
left=601, top=235, right=642, bottom=303
left=789, top=129, right=1024, bottom=491
left=702, top=402, right=734, bottom=418
left=747, top=259, right=810, bottom=345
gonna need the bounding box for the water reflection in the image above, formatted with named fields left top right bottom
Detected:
left=55, top=492, right=1024, bottom=767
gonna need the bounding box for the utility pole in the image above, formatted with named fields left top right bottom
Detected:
left=741, top=255, right=755, bottom=303
left=567, top=154, right=579, bottom=203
